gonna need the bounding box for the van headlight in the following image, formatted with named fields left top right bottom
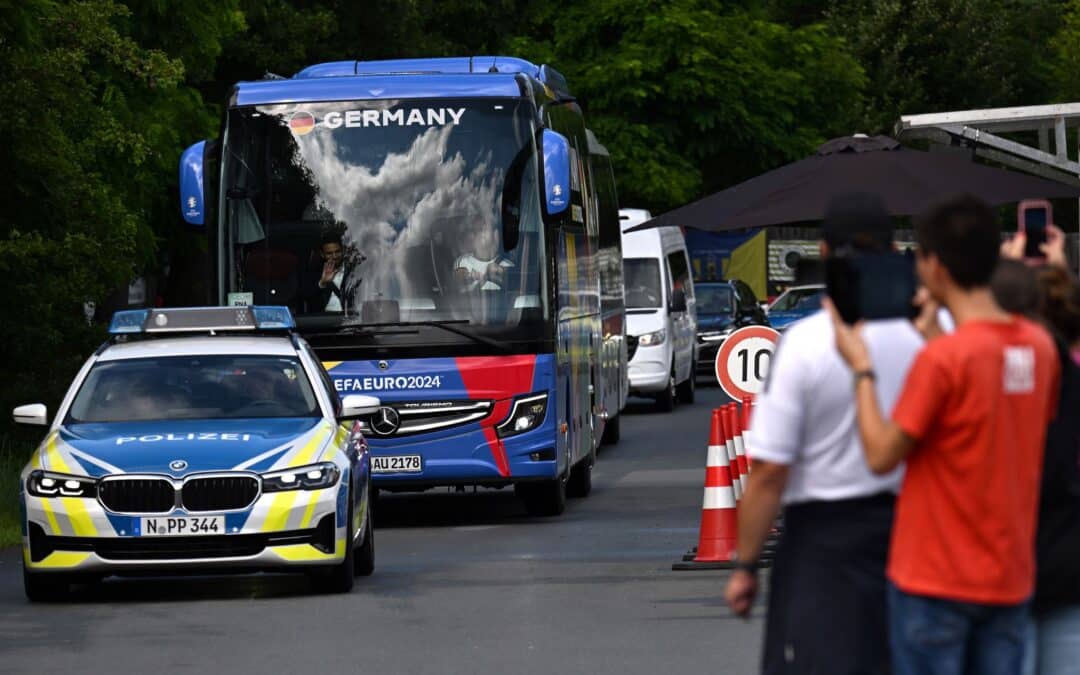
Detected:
left=637, top=329, right=666, bottom=346
left=262, top=462, right=340, bottom=492
left=497, top=393, right=548, bottom=438
left=27, top=470, right=98, bottom=498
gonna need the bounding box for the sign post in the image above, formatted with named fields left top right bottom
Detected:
left=714, top=326, right=781, bottom=401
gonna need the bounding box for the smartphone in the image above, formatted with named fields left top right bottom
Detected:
left=826, top=252, right=917, bottom=324
left=1018, top=199, right=1052, bottom=260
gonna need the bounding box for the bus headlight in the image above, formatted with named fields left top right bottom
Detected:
left=637, top=329, right=666, bottom=346
left=262, top=462, right=340, bottom=492
left=497, top=393, right=549, bottom=438
left=27, top=470, right=98, bottom=498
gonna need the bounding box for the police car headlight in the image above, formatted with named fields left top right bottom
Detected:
left=261, top=462, right=340, bottom=492
left=496, top=393, right=548, bottom=438
left=27, top=470, right=97, bottom=498
left=637, top=329, right=666, bottom=346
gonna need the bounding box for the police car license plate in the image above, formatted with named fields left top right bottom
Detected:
left=372, top=455, right=422, bottom=473
left=141, top=516, right=224, bottom=536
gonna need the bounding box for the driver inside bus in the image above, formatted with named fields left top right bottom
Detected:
left=453, top=223, right=513, bottom=292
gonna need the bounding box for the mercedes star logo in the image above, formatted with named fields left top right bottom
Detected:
left=378, top=360, right=390, bottom=371
left=169, top=459, right=188, bottom=472
left=370, top=406, right=401, bottom=436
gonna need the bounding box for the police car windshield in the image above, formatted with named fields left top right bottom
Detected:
left=772, top=287, right=823, bottom=312
left=220, top=98, right=548, bottom=337
left=66, top=355, right=321, bottom=423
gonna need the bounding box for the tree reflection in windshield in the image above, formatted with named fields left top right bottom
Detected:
left=220, top=99, right=547, bottom=332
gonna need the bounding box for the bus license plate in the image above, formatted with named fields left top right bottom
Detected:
left=141, top=516, right=224, bottom=536
left=372, top=455, right=422, bottom=473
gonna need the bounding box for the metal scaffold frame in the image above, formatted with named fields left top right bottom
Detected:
left=896, top=103, right=1080, bottom=263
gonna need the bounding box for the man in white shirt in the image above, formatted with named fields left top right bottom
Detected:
left=724, top=193, right=924, bottom=674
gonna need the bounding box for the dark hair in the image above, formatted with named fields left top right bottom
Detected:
left=914, top=195, right=999, bottom=288
left=991, top=259, right=1039, bottom=317
left=1038, top=266, right=1080, bottom=345
left=822, top=192, right=893, bottom=253
left=320, top=227, right=344, bottom=248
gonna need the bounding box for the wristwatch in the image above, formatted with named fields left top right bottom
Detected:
left=853, top=369, right=876, bottom=384
left=730, top=552, right=760, bottom=575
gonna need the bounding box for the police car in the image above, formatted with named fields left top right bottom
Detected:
left=14, top=306, right=379, bottom=600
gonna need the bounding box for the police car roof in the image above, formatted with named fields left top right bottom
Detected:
left=97, top=336, right=299, bottom=362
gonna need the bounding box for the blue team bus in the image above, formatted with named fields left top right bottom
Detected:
left=178, top=57, right=626, bottom=516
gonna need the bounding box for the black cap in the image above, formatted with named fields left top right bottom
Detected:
left=821, top=192, right=893, bottom=251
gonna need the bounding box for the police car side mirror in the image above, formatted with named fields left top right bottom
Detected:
left=13, top=403, right=47, bottom=427
left=339, top=395, right=381, bottom=421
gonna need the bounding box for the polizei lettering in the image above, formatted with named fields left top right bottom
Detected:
left=115, top=433, right=253, bottom=446
left=335, top=375, right=443, bottom=392
left=321, top=108, right=465, bottom=129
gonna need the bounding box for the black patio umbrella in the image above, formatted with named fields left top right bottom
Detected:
left=629, top=135, right=1080, bottom=231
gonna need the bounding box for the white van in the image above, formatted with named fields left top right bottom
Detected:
left=619, top=208, right=697, bottom=412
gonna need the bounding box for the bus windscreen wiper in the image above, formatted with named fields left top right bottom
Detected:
left=360, top=320, right=512, bottom=353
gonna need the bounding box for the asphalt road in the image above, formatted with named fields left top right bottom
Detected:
left=0, top=385, right=764, bottom=674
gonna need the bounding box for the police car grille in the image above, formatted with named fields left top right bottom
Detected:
left=98, top=478, right=175, bottom=513
left=182, top=476, right=259, bottom=512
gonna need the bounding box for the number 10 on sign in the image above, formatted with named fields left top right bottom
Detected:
left=714, top=326, right=781, bottom=400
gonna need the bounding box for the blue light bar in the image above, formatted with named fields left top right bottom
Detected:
left=251, top=306, right=295, bottom=329
left=107, top=306, right=295, bottom=335
left=109, top=309, right=151, bottom=334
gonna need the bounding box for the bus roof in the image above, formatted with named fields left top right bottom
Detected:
left=232, top=56, right=571, bottom=108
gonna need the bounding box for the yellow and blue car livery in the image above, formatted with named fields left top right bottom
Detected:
left=15, top=306, right=375, bottom=598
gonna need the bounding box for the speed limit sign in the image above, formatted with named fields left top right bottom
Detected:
left=714, top=326, right=781, bottom=400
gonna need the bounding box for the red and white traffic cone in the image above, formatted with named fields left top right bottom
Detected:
left=728, top=403, right=749, bottom=487
left=673, top=408, right=739, bottom=570
left=720, top=407, right=743, bottom=501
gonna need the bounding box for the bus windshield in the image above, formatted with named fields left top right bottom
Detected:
left=219, top=98, right=548, bottom=340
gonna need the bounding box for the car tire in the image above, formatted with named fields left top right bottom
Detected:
left=23, top=566, right=69, bottom=603
left=520, top=470, right=568, bottom=517
left=600, top=414, right=620, bottom=445
left=311, top=494, right=356, bottom=594
left=354, top=498, right=375, bottom=577
left=567, top=448, right=594, bottom=499
left=656, top=369, right=676, bottom=412
left=676, top=363, right=696, bottom=404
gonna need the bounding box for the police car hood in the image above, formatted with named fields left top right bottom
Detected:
left=52, top=418, right=330, bottom=477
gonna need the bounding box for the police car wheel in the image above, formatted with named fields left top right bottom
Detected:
left=23, top=567, right=70, bottom=603
left=354, top=497, right=375, bottom=577
left=310, top=496, right=356, bottom=594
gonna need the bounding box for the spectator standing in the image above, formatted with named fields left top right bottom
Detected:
left=829, top=195, right=1060, bottom=675
left=724, top=193, right=923, bottom=674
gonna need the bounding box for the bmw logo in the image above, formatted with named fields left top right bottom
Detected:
left=169, top=459, right=188, bottom=472
left=378, top=360, right=389, bottom=371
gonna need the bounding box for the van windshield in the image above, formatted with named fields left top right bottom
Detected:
left=624, top=258, right=662, bottom=309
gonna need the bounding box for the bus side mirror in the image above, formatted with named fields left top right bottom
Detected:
left=541, top=129, right=571, bottom=221
left=180, top=140, right=207, bottom=226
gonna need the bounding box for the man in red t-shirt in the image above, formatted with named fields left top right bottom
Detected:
left=828, top=196, right=1059, bottom=675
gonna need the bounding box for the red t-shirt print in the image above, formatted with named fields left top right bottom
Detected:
left=889, top=317, right=1059, bottom=604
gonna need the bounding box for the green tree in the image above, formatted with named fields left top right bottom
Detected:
left=1050, top=0, right=1080, bottom=100
left=0, top=0, right=227, bottom=419
left=509, top=0, right=865, bottom=211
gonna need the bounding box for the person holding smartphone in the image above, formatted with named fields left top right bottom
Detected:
left=828, top=195, right=1060, bottom=675
left=724, top=192, right=924, bottom=674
